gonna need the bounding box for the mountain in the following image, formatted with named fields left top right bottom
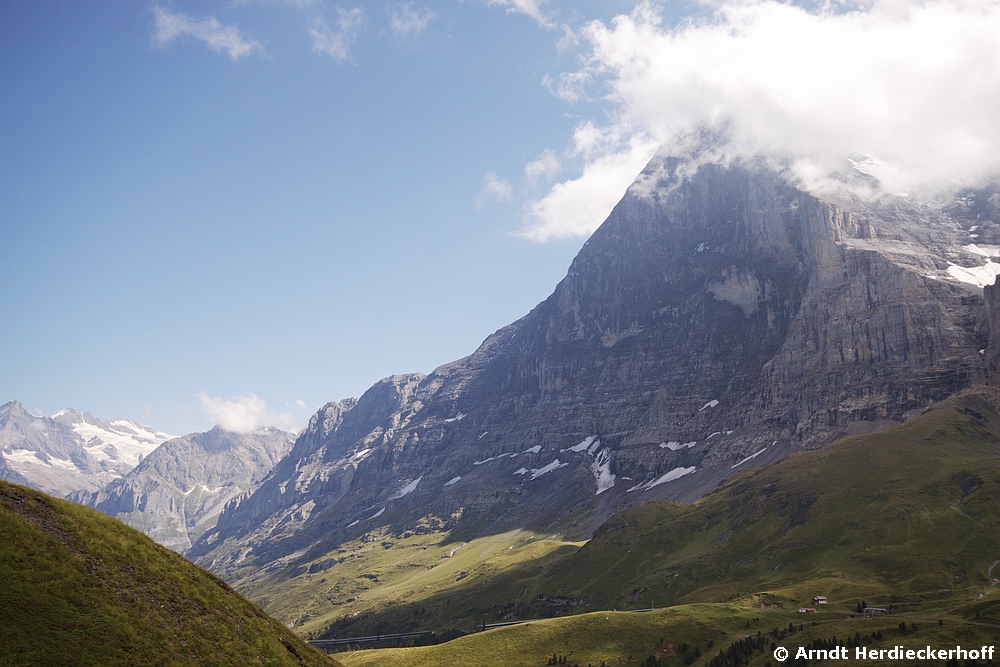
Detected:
left=0, top=479, right=338, bottom=666
left=314, top=390, right=1000, bottom=640
left=76, top=426, right=295, bottom=552
left=188, top=157, right=999, bottom=626
left=0, top=400, right=175, bottom=497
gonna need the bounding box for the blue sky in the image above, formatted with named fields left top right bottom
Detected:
left=4, top=0, right=1000, bottom=435
left=0, top=0, right=651, bottom=434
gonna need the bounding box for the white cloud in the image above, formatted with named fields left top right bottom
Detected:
left=197, top=392, right=297, bottom=433
left=485, top=0, right=555, bottom=29
left=519, top=125, right=657, bottom=241
left=390, top=3, right=435, bottom=36
left=477, top=171, right=514, bottom=207
left=310, top=8, right=365, bottom=61
left=295, top=399, right=308, bottom=410
left=152, top=6, right=265, bottom=60
left=524, top=149, right=562, bottom=183
left=565, top=0, right=1000, bottom=196
left=521, top=0, right=1000, bottom=240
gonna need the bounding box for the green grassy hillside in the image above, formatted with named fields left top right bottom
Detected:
left=338, top=602, right=1000, bottom=667
left=244, top=526, right=581, bottom=639
left=0, top=480, right=339, bottom=667
left=542, top=392, right=1000, bottom=614
left=284, top=391, right=1000, bottom=652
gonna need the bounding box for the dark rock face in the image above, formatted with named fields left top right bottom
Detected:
left=190, top=159, right=994, bottom=581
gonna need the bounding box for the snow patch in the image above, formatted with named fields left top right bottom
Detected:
left=731, top=447, right=767, bottom=469
left=347, top=519, right=360, bottom=528
left=947, top=260, right=1000, bottom=288
left=521, top=445, right=542, bottom=454
left=444, top=476, right=462, bottom=486
left=368, top=507, right=385, bottom=520
left=48, top=457, right=78, bottom=471
left=628, top=466, right=697, bottom=492
left=184, top=484, right=222, bottom=502
left=527, top=459, right=569, bottom=480
left=565, top=435, right=599, bottom=453
left=473, top=453, right=513, bottom=465
left=513, top=467, right=529, bottom=475
left=660, top=441, right=697, bottom=450
left=964, top=244, right=1000, bottom=258
left=590, top=447, right=615, bottom=495
left=350, top=448, right=372, bottom=462
left=698, top=400, right=719, bottom=411
left=389, top=476, right=422, bottom=500
left=72, top=420, right=174, bottom=468
left=5, top=449, right=46, bottom=465
left=443, top=413, right=466, bottom=423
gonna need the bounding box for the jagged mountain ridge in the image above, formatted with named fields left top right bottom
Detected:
left=0, top=400, right=175, bottom=497
left=76, top=426, right=295, bottom=552
left=190, top=158, right=996, bottom=584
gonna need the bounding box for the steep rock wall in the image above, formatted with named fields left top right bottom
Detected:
left=191, top=160, right=992, bottom=580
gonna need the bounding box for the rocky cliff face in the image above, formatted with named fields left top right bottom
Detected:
left=0, top=401, right=174, bottom=497
left=78, top=426, right=295, bottom=552
left=189, top=158, right=996, bottom=584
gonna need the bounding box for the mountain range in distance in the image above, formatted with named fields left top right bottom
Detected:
left=74, top=426, right=295, bottom=552
left=0, top=400, right=294, bottom=553
left=0, top=400, right=175, bottom=497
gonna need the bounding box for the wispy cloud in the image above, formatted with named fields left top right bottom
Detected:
left=310, top=8, right=365, bottom=61
left=389, top=3, right=436, bottom=36
left=232, top=0, right=318, bottom=7
left=477, top=171, right=514, bottom=208
left=197, top=392, right=297, bottom=433
left=485, top=0, right=555, bottom=29
left=524, top=149, right=562, bottom=183
left=152, top=6, right=265, bottom=60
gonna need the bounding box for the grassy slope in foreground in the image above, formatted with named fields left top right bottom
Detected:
left=338, top=602, right=1000, bottom=667
left=0, top=480, right=339, bottom=667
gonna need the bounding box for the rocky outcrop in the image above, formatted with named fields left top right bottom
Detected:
left=190, top=158, right=996, bottom=584
left=79, top=426, right=294, bottom=552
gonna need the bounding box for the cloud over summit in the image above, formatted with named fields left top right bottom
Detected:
left=523, top=0, right=1000, bottom=240
left=197, top=392, right=297, bottom=433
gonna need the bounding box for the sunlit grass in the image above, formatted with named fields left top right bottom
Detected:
left=0, top=480, right=339, bottom=666
left=260, top=392, right=1000, bottom=662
